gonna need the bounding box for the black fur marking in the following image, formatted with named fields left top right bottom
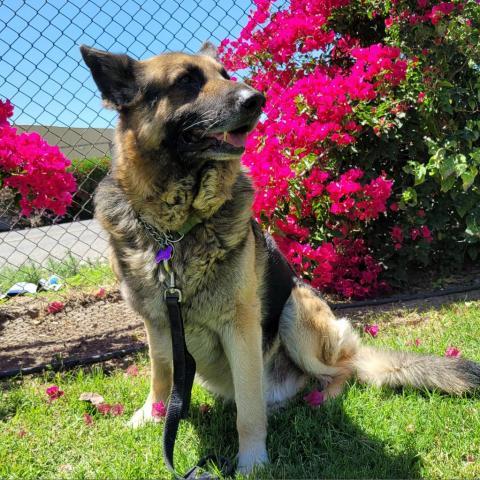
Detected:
left=252, top=221, right=297, bottom=351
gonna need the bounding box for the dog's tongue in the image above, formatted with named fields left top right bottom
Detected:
left=212, top=132, right=247, bottom=148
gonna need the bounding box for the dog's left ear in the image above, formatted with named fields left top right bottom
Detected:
left=198, top=41, right=218, bottom=60
left=80, top=45, right=140, bottom=110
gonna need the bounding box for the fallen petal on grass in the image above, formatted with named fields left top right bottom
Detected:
left=83, top=413, right=94, bottom=426
left=125, top=365, right=139, bottom=377
left=46, top=385, right=64, bottom=401
left=152, top=401, right=167, bottom=418
left=364, top=324, right=379, bottom=337
left=110, top=404, right=124, bottom=416
left=303, top=390, right=325, bottom=407
left=96, top=403, right=111, bottom=415
left=445, top=346, right=461, bottom=357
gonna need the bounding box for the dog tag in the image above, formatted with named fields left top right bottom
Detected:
left=155, top=244, right=173, bottom=263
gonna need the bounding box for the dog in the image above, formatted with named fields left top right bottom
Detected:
left=80, top=42, right=480, bottom=474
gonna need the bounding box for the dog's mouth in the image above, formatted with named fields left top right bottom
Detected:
left=178, top=122, right=253, bottom=157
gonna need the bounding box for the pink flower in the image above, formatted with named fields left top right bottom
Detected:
left=411, top=228, right=421, bottom=241
left=125, top=365, right=139, bottom=377
left=95, top=287, right=106, bottom=299
left=303, top=389, right=325, bottom=407
left=417, top=92, right=426, bottom=103
left=96, top=403, right=112, bottom=415
left=46, top=385, right=64, bottom=401
left=445, top=346, right=461, bottom=358
left=420, top=225, right=433, bottom=242
left=17, top=429, right=27, bottom=438
left=364, top=324, right=379, bottom=337
left=47, top=301, right=64, bottom=314
left=152, top=401, right=167, bottom=418
left=110, top=404, right=124, bottom=416
left=83, top=413, right=94, bottom=426
left=391, top=225, right=404, bottom=244
left=199, top=404, right=211, bottom=415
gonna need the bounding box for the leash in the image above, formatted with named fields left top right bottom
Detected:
left=163, top=263, right=234, bottom=479
left=139, top=214, right=234, bottom=479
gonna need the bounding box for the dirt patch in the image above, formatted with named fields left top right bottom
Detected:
left=1, top=284, right=480, bottom=374
left=0, top=288, right=145, bottom=372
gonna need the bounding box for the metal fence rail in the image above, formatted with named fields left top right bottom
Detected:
left=0, top=0, right=253, bottom=299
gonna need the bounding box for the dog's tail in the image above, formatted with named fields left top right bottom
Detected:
left=353, top=346, right=480, bottom=395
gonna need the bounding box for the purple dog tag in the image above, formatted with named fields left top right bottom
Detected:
left=155, top=244, right=173, bottom=263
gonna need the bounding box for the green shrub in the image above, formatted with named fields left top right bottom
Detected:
left=67, top=157, right=110, bottom=221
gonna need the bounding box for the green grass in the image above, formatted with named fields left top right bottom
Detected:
left=1, top=300, right=479, bottom=479
left=0, top=254, right=115, bottom=294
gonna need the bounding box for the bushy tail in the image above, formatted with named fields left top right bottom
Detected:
left=354, top=346, right=480, bottom=395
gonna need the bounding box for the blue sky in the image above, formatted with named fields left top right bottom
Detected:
left=0, top=0, right=253, bottom=128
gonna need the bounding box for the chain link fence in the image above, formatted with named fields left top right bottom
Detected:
left=0, top=0, right=255, bottom=302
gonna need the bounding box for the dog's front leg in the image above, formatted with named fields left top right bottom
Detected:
left=129, top=322, right=172, bottom=428
left=222, top=302, right=268, bottom=474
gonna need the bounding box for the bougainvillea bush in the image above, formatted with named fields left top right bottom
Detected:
left=220, top=0, right=480, bottom=298
left=0, top=99, right=76, bottom=219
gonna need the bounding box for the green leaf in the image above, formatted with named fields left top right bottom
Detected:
left=461, top=166, right=478, bottom=191
left=401, top=187, right=418, bottom=207
left=466, top=206, right=480, bottom=239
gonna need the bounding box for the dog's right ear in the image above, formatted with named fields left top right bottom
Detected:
left=80, top=45, right=139, bottom=110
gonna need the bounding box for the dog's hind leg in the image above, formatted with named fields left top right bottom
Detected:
left=129, top=321, right=172, bottom=428
left=279, top=284, right=360, bottom=400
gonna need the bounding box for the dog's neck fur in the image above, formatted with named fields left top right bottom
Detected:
left=110, top=126, right=241, bottom=232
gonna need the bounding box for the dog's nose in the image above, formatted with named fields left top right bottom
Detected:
left=237, top=89, right=266, bottom=113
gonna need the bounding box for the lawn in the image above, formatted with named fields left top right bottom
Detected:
left=1, top=299, right=479, bottom=479
left=0, top=254, right=115, bottom=298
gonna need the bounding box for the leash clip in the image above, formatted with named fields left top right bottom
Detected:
left=163, top=259, right=182, bottom=302
left=165, top=287, right=182, bottom=303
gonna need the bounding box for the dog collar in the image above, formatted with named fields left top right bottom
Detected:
left=138, top=212, right=202, bottom=263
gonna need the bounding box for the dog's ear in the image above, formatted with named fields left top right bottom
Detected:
left=80, top=45, right=139, bottom=109
left=198, top=41, right=218, bottom=60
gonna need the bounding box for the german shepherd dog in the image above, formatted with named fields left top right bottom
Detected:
left=81, top=43, right=480, bottom=474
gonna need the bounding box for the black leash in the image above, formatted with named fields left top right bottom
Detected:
left=137, top=216, right=234, bottom=479
left=163, top=289, right=234, bottom=479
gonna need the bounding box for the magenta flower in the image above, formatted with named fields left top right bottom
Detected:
left=125, top=364, right=139, bottom=377
left=445, top=346, right=461, bottom=358
left=303, top=390, right=325, bottom=407
left=95, top=287, right=106, bottom=299
left=152, top=401, right=167, bottom=418
left=96, top=403, right=111, bottom=415
left=83, top=413, right=94, bottom=426
left=46, top=301, right=64, bottom=314
left=46, top=385, right=64, bottom=401
left=110, top=404, right=125, bottom=416
left=364, top=324, right=379, bottom=337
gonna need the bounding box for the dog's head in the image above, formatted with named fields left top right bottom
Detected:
left=80, top=43, right=265, bottom=162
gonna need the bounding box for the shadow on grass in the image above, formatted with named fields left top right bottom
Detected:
left=185, top=394, right=422, bottom=479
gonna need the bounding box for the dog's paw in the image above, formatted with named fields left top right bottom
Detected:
left=127, top=402, right=160, bottom=428
left=237, top=444, right=269, bottom=475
